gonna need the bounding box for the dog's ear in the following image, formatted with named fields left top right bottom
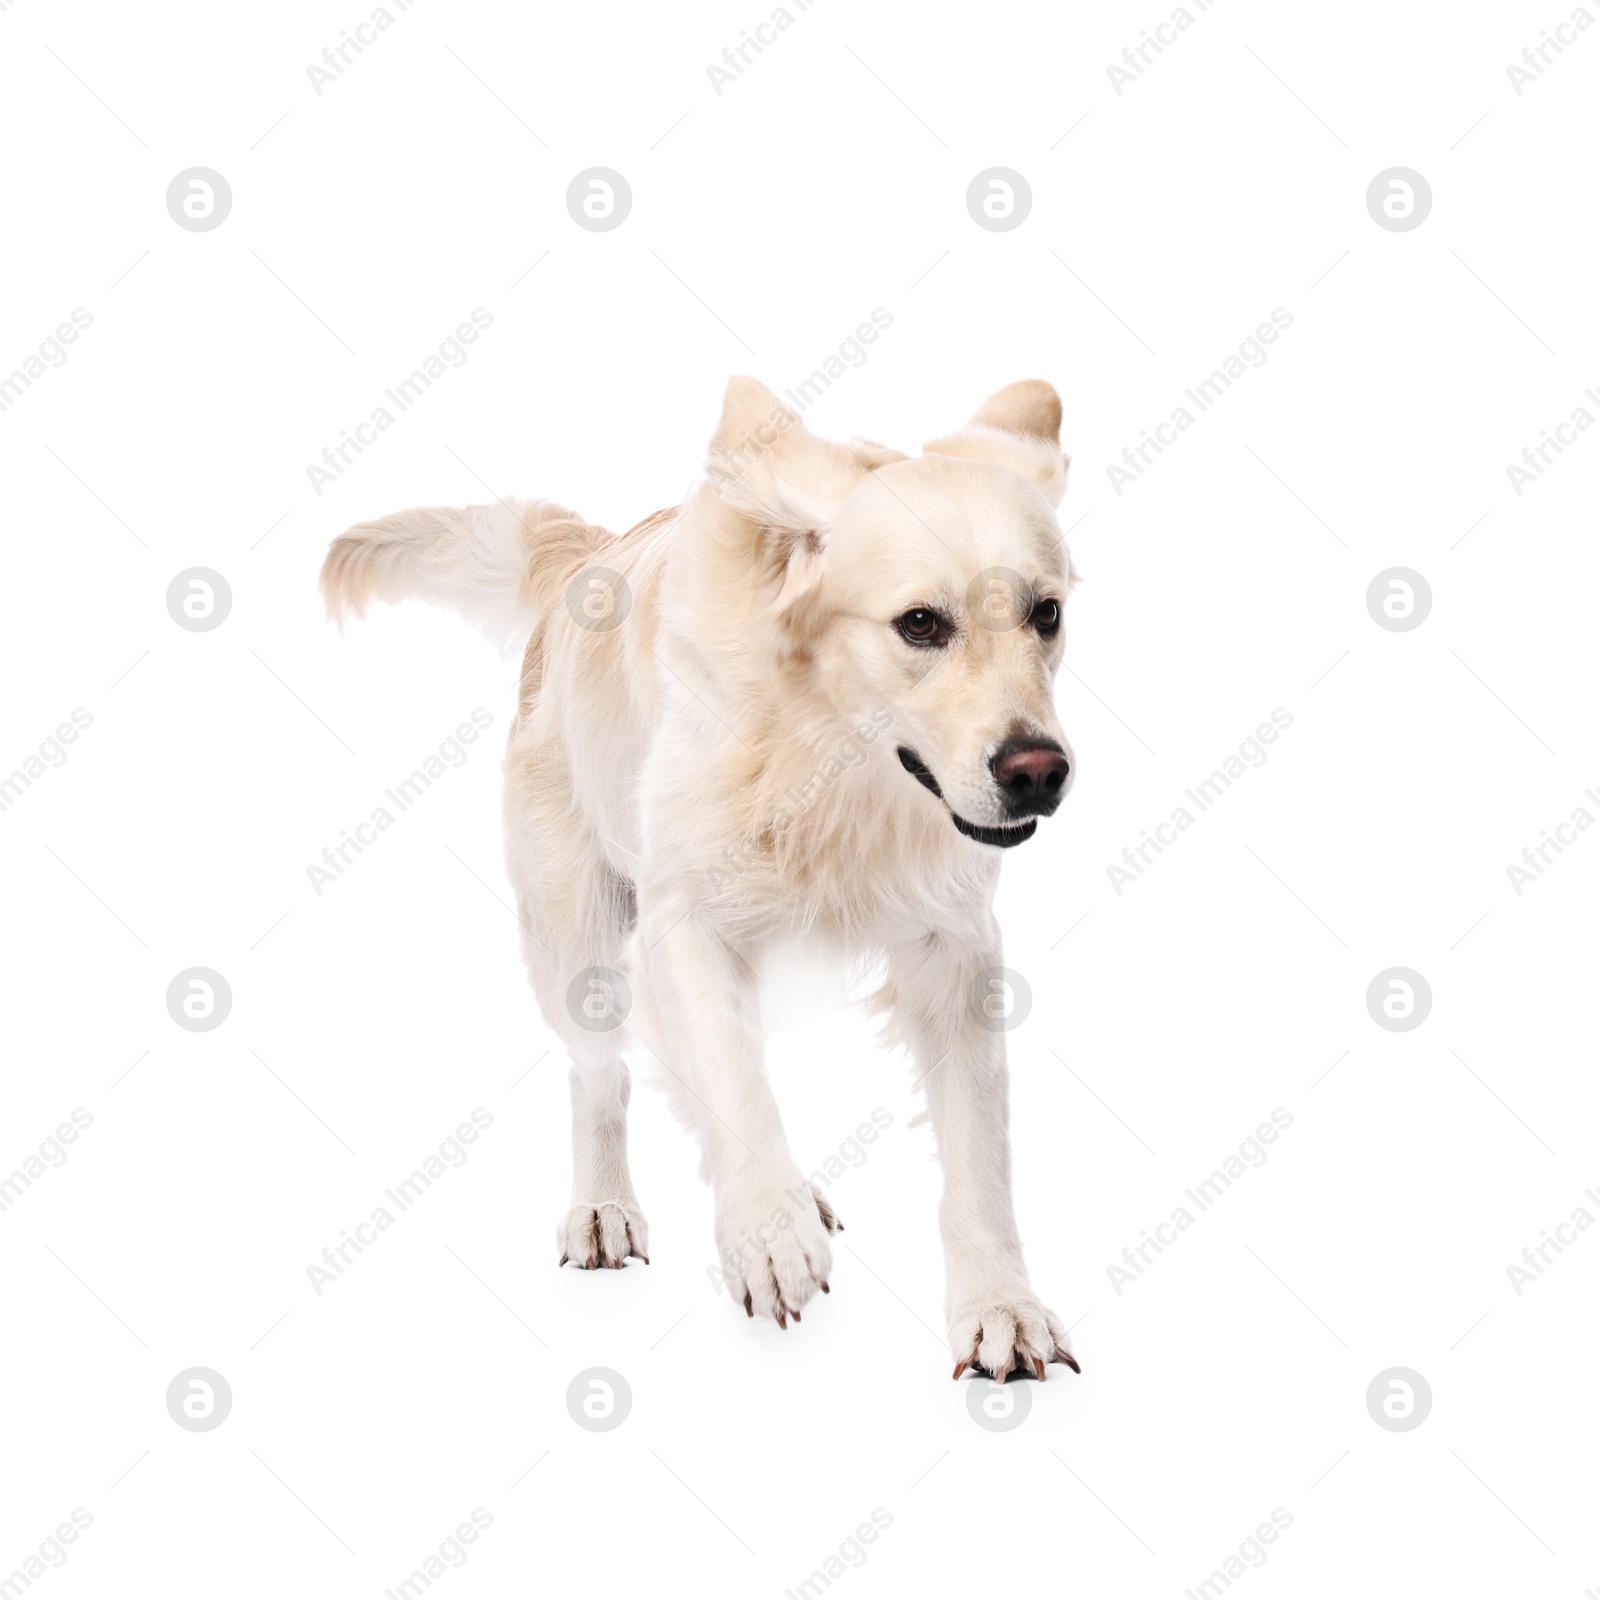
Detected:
left=922, top=378, right=1069, bottom=506
left=845, top=435, right=911, bottom=470
left=706, top=377, right=892, bottom=643
left=969, top=378, right=1063, bottom=441
left=707, top=377, right=874, bottom=533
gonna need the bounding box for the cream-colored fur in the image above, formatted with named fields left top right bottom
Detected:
left=321, top=377, right=1083, bottom=1379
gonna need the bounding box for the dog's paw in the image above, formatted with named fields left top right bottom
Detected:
left=558, top=1200, right=649, bottom=1270
left=949, top=1288, right=1080, bottom=1382
left=716, top=1180, right=836, bottom=1326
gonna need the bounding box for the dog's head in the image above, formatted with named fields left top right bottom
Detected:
left=705, top=376, right=1076, bottom=848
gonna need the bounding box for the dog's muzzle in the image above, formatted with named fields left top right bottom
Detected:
left=896, top=745, right=1053, bottom=849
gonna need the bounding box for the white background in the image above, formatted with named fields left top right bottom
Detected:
left=2, top=1, right=1597, bottom=1595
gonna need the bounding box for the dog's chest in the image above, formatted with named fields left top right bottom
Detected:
left=752, top=929, right=873, bottom=1032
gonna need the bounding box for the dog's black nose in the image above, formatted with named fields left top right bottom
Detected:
left=991, top=739, right=1070, bottom=816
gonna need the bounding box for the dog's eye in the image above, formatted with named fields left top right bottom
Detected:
left=1031, top=598, right=1061, bottom=637
left=896, top=608, right=950, bottom=648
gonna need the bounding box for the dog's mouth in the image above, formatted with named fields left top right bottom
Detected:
left=951, top=813, right=1038, bottom=848
left=896, top=747, right=1039, bottom=850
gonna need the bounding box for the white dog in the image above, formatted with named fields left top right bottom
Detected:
left=321, top=376, right=1082, bottom=1381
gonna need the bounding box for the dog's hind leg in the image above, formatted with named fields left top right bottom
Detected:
left=531, top=915, right=649, bottom=1270
left=505, top=754, right=648, bottom=1271
left=555, top=1006, right=648, bottom=1271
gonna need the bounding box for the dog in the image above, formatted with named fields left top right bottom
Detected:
left=320, top=376, right=1082, bottom=1381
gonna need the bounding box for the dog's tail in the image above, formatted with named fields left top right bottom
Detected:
left=320, top=498, right=608, bottom=650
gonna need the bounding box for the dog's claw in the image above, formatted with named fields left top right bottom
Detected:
left=1034, top=1356, right=1047, bottom=1382
left=743, top=1291, right=754, bottom=1318
left=559, top=1253, right=568, bottom=1267
left=820, top=1281, right=830, bottom=1294
left=776, top=1310, right=788, bottom=1330
left=995, top=1362, right=1008, bottom=1385
left=791, top=1308, right=801, bottom=1323
left=952, top=1360, right=970, bottom=1381
left=1052, top=1348, right=1081, bottom=1374
left=584, top=1255, right=596, bottom=1271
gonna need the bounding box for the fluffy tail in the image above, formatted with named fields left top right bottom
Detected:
left=320, top=498, right=608, bottom=650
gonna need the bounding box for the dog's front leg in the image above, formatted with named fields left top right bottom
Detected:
left=643, top=906, right=839, bottom=1325
left=889, top=931, right=1079, bottom=1380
